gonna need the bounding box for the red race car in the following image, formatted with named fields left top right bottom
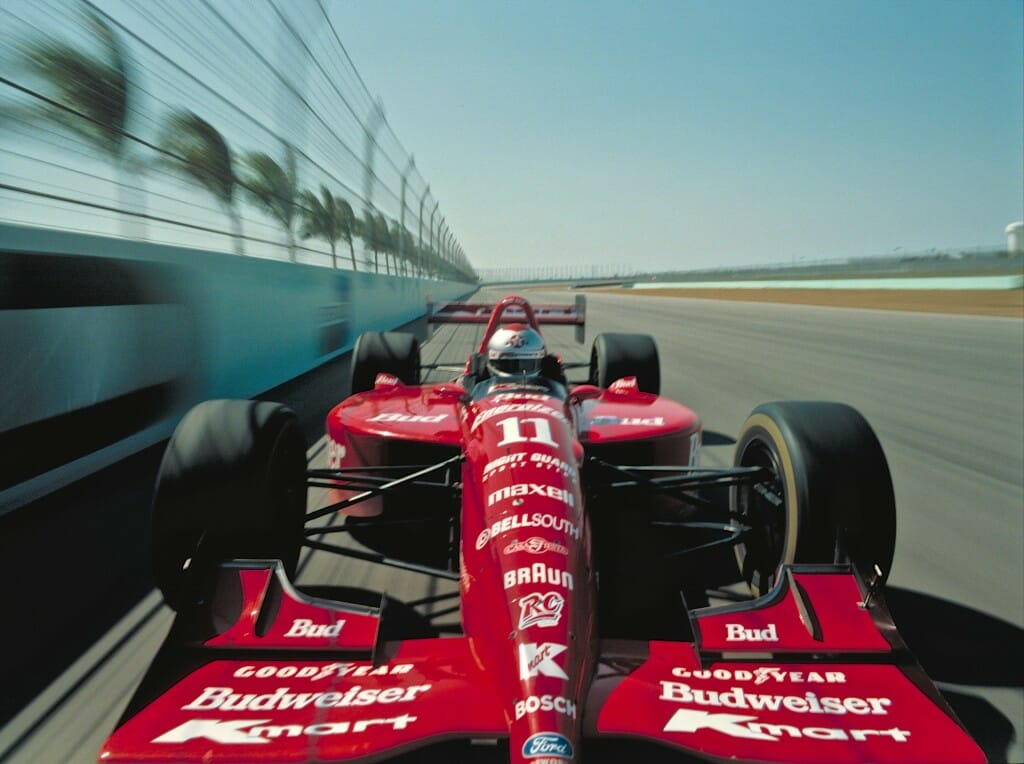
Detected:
left=100, top=295, right=985, bottom=763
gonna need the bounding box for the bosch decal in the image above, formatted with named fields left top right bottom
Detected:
left=517, top=591, right=565, bottom=629
left=514, top=694, right=577, bottom=720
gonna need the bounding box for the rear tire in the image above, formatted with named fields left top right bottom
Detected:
left=589, top=332, right=660, bottom=394
left=349, top=331, right=421, bottom=394
left=732, top=401, right=896, bottom=597
left=150, top=399, right=307, bottom=611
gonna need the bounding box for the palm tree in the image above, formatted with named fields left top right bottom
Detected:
left=242, top=144, right=298, bottom=261
left=20, top=8, right=138, bottom=232
left=335, top=196, right=359, bottom=271
left=299, top=185, right=352, bottom=269
left=160, top=110, right=243, bottom=254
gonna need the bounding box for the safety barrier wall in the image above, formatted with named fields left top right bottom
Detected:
left=0, top=223, right=474, bottom=512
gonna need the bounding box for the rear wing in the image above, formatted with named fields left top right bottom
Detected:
left=427, top=294, right=586, bottom=344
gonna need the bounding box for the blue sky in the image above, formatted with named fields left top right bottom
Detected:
left=331, top=0, right=1023, bottom=272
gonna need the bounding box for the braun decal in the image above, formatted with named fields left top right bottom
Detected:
left=504, top=564, right=574, bottom=591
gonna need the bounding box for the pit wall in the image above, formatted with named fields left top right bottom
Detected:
left=0, top=223, right=474, bottom=512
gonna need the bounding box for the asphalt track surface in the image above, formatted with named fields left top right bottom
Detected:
left=1, top=287, right=1021, bottom=763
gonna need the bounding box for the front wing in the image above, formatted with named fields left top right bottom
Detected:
left=100, top=562, right=984, bottom=763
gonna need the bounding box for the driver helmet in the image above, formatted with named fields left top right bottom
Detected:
left=486, top=323, right=546, bottom=378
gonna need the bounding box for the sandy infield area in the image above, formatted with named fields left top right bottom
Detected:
left=613, top=288, right=1023, bottom=318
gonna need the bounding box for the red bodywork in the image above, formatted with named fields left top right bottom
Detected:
left=100, top=296, right=985, bottom=763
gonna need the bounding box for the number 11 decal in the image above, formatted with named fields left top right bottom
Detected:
left=495, top=417, right=558, bottom=448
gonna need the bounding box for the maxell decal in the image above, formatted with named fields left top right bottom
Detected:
left=283, top=618, right=343, bottom=638
left=233, top=663, right=414, bottom=681
left=658, top=682, right=892, bottom=715
left=518, top=642, right=569, bottom=679
left=153, top=714, right=418, bottom=744
left=514, top=694, right=577, bottom=720
left=724, top=623, right=778, bottom=642
left=663, top=709, right=910, bottom=743
left=181, top=683, right=431, bottom=711
left=505, top=564, right=574, bottom=591
left=488, top=483, right=574, bottom=508
left=326, top=438, right=346, bottom=468
left=517, top=591, right=565, bottom=629
left=504, top=537, right=569, bottom=556
left=670, top=666, right=846, bottom=685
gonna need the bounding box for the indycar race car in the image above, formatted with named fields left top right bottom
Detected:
left=100, top=295, right=986, bottom=763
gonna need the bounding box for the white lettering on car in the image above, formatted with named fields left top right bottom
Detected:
left=724, top=623, right=778, bottom=642
left=487, top=483, right=574, bottom=508
left=658, top=682, right=892, bottom=716
left=366, top=413, right=448, bottom=424
left=670, top=666, right=846, bottom=685
left=503, top=537, right=569, bottom=556
left=283, top=619, right=343, bottom=638
left=474, top=513, right=580, bottom=550
left=517, top=591, right=565, bottom=629
left=181, top=684, right=431, bottom=712
left=152, top=714, right=418, bottom=744
left=514, top=694, right=577, bottom=720
left=232, top=664, right=414, bottom=682
left=471, top=404, right=567, bottom=429
left=518, top=643, right=569, bottom=679
left=504, top=565, right=574, bottom=591
left=663, top=709, right=910, bottom=743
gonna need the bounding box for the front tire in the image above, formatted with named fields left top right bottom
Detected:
left=732, top=401, right=896, bottom=596
left=589, top=332, right=660, bottom=394
left=349, top=331, right=421, bottom=394
left=150, top=399, right=307, bottom=611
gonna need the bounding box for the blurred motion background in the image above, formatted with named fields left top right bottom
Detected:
left=0, top=0, right=475, bottom=279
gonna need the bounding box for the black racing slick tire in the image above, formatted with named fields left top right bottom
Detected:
left=589, top=332, right=660, bottom=394
left=349, top=331, right=421, bottom=395
left=732, top=401, right=897, bottom=597
left=150, top=399, right=307, bottom=611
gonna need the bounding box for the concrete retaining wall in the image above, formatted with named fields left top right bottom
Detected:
left=0, top=224, right=474, bottom=512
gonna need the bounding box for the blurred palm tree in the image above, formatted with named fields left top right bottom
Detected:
left=242, top=144, right=298, bottom=261
left=159, top=110, right=244, bottom=254
left=299, top=185, right=360, bottom=270
left=20, top=7, right=140, bottom=231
